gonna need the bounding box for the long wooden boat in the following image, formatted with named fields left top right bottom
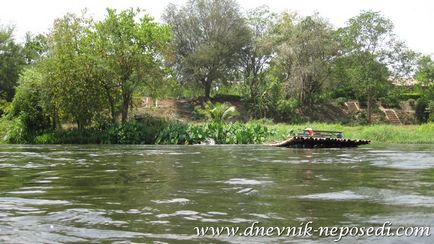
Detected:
left=268, top=129, right=370, bottom=148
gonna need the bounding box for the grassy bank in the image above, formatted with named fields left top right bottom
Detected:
left=2, top=115, right=434, bottom=144
left=262, top=122, right=434, bottom=144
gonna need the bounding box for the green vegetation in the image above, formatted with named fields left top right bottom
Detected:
left=156, top=122, right=271, bottom=145
left=193, top=102, right=239, bottom=122
left=1, top=1, right=434, bottom=145
left=0, top=116, right=272, bottom=145
left=265, top=122, right=434, bottom=144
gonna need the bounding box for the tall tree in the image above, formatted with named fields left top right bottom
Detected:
left=92, top=8, right=171, bottom=123
left=240, top=6, right=275, bottom=105
left=273, top=13, right=339, bottom=107
left=45, top=12, right=105, bottom=129
left=337, top=11, right=416, bottom=123
left=163, top=0, right=250, bottom=100
left=0, top=26, right=24, bottom=101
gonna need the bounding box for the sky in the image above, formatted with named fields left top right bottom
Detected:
left=1, top=0, right=433, bottom=55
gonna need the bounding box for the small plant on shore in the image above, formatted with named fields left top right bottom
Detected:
left=201, top=102, right=239, bottom=123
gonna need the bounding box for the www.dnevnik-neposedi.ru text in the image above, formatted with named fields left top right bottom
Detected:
left=194, top=221, right=431, bottom=241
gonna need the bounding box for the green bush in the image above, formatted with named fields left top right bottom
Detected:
left=156, top=122, right=273, bottom=145
left=408, top=98, right=416, bottom=108
left=31, top=116, right=171, bottom=144
left=428, top=101, right=434, bottom=123
left=0, top=99, right=10, bottom=117
left=379, top=96, right=400, bottom=108
left=335, top=97, right=347, bottom=106
left=415, top=98, right=429, bottom=123
left=1, top=117, right=33, bottom=143
left=192, top=105, right=207, bottom=121
left=8, top=67, right=52, bottom=137
left=276, top=99, right=298, bottom=121
left=33, top=132, right=60, bottom=144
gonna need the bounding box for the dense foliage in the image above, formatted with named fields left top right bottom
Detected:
left=1, top=1, right=433, bottom=145
left=156, top=122, right=272, bottom=144
left=1, top=117, right=272, bottom=145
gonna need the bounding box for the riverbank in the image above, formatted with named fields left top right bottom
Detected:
left=264, top=122, right=434, bottom=144
left=2, top=116, right=434, bottom=144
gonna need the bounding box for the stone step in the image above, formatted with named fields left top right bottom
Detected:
left=383, top=109, right=401, bottom=124
left=344, top=101, right=361, bottom=113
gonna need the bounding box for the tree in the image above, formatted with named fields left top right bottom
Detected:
left=337, top=11, right=415, bottom=123
left=9, top=66, right=52, bottom=135
left=163, top=0, right=250, bottom=100
left=416, top=55, right=434, bottom=98
left=0, top=26, right=24, bottom=101
left=45, top=12, right=105, bottom=129
left=92, top=8, right=171, bottom=123
left=22, top=33, right=48, bottom=64
left=273, top=13, right=339, bottom=107
left=240, top=6, right=275, bottom=107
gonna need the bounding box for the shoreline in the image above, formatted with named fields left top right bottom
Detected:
left=264, top=123, right=434, bottom=144
left=1, top=121, right=433, bottom=145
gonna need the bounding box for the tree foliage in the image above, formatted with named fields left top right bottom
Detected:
left=240, top=6, right=275, bottom=101
left=2, top=5, right=432, bottom=144
left=272, top=13, right=339, bottom=107
left=8, top=8, right=171, bottom=134
left=44, top=12, right=104, bottom=129
left=91, top=8, right=171, bottom=123
left=163, top=0, right=250, bottom=99
left=335, top=11, right=414, bottom=123
left=416, top=55, right=434, bottom=99
left=0, top=27, right=24, bottom=101
left=9, top=67, right=51, bottom=134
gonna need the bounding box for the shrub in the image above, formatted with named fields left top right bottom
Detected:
left=1, top=117, right=33, bottom=143
left=335, top=97, right=347, bottom=106
left=8, top=67, right=52, bottom=137
left=155, top=121, right=273, bottom=145
left=379, top=96, right=400, bottom=108
left=192, top=105, right=207, bottom=121
left=204, top=102, right=239, bottom=123
left=407, top=98, right=416, bottom=108
left=415, top=98, right=429, bottom=123
left=428, top=101, right=434, bottom=123
left=33, top=132, right=59, bottom=144
left=155, top=122, right=190, bottom=144
left=0, top=99, right=10, bottom=117
left=276, top=99, right=298, bottom=121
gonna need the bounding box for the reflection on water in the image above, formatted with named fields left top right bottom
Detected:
left=0, top=144, right=433, bottom=243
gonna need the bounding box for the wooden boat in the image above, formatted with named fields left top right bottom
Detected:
left=268, top=129, right=370, bottom=148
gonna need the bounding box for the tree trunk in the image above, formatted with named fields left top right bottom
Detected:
left=121, top=94, right=130, bottom=123
left=107, top=93, right=116, bottom=124
left=102, top=84, right=116, bottom=124
left=110, top=102, right=116, bottom=124
left=203, top=79, right=212, bottom=101
left=52, top=109, right=60, bottom=130
left=77, top=120, right=83, bottom=131
left=367, top=94, right=373, bottom=124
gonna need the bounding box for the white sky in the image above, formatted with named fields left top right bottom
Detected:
left=1, top=0, right=433, bottom=55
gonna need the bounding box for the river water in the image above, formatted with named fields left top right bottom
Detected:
left=0, top=144, right=433, bottom=243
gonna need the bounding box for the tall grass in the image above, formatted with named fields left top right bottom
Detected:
left=262, top=122, right=434, bottom=144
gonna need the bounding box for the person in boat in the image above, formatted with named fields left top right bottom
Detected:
left=304, top=128, right=315, bottom=137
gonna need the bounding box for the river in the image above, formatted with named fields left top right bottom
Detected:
left=0, top=144, right=433, bottom=243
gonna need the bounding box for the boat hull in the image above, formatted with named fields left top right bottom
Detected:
left=268, top=136, right=370, bottom=148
